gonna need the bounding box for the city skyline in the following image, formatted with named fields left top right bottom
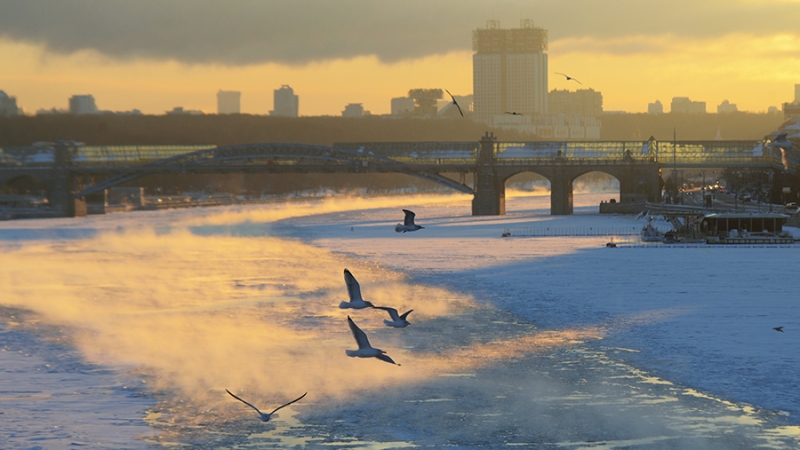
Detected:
left=1, top=1, right=799, bottom=116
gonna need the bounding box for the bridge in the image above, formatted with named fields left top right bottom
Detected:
left=0, top=134, right=794, bottom=217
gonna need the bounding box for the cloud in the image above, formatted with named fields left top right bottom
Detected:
left=0, top=1, right=798, bottom=65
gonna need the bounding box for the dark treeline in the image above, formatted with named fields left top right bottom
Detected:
left=0, top=112, right=786, bottom=147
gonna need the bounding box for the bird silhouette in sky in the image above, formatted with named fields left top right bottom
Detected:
left=774, top=326, right=784, bottom=332
left=555, top=72, right=582, bottom=85
left=504, top=111, right=523, bottom=115
left=226, top=389, right=307, bottom=422
left=445, top=89, right=464, bottom=117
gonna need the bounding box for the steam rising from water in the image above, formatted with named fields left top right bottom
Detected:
left=0, top=195, right=596, bottom=425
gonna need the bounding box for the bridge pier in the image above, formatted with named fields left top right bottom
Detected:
left=550, top=170, right=573, bottom=215
left=472, top=132, right=505, bottom=215
left=50, top=142, right=87, bottom=217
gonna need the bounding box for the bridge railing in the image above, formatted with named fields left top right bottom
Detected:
left=0, top=144, right=217, bottom=166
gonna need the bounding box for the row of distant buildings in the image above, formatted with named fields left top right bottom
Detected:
left=2, top=19, right=799, bottom=127
left=647, top=98, right=781, bottom=115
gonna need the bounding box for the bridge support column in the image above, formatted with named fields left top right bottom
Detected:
left=550, top=174, right=573, bottom=215
left=50, top=142, right=87, bottom=217
left=619, top=165, right=661, bottom=205
left=472, top=132, right=505, bottom=216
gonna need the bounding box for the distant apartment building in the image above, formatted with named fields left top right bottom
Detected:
left=648, top=100, right=663, bottom=114
left=782, top=84, right=800, bottom=120
left=473, top=20, right=548, bottom=125
left=391, top=97, right=415, bottom=115
left=270, top=85, right=299, bottom=117
left=217, top=90, right=241, bottom=114
left=342, top=103, right=364, bottom=117
left=717, top=99, right=738, bottom=114
left=0, top=90, right=21, bottom=116
left=671, top=97, right=706, bottom=114
left=548, top=88, right=602, bottom=117
left=69, top=95, right=98, bottom=114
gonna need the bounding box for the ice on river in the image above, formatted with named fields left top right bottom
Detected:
left=1, top=192, right=799, bottom=449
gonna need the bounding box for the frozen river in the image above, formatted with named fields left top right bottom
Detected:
left=1, top=192, right=799, bottom=448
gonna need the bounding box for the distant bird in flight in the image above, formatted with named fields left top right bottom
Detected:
left=767, top=133, right=796, bottom=150
left=774, top=326, right=784, bottom=332
left=504, top=111, right=523, bottom=115
left=445, top=89, right=464, bottom=117
left=555, top=72, right=582, bottom=85
left=374, top=306, right=413, bottom=328
left=346, top=316, right=398, bottom=365
left=395, top=209, right=424, bottom=233
left=225, top=389, right=307, bottom=422
left=339, top=268, right=375, bottom=309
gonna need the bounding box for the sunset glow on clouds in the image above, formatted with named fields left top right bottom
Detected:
left=1, top=0, right=798, bottom=115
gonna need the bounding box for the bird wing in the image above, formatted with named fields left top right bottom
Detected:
left=374, top=306, right=400, bottom=320
left=226, top=389, right=263, bottom=415
left=348, top=316, right=372, bottom=349
left=446, top=90, right=464, bottom=117
left=402, top=209, right=416, bottom=226
left=399, top=309, right=414, bottom=320
left=269, top=392, right=307, bottom=415
left=777, top=132, right=788, bottom=141
left=375, top=353, right=397, bottom=365
left=344, top=269, right=363, bottom=302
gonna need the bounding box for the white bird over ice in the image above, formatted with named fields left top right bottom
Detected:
left=374, top=306, right=413, bottom=328
left=225, top=389, right=307, bottom=422
left=339, top=268, right=375, bottom=309
left=395, top=209, right=424, bottom=233
left=346, top=316, right=398, bottom=365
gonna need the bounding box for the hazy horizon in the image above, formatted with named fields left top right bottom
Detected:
left=2, top=0, right=799, bottom=115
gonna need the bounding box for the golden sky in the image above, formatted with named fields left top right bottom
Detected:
left=1, top=1, right=799, bottom=116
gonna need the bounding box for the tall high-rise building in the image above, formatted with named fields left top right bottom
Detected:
left=472, top=19, right=548, bottom=125
left=217, top=90, right=241, bottom=114
left=69, top=95, right=98, bottom=114
left=270, top=85, right=299, bottom=117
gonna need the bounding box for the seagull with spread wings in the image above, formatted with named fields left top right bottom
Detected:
left=445, top=89, right=464, bottom=117
left=345, top=316, right=398, bottom=365
left=555, top=72, right=582, bottom=85
left=374, top=306, right=413, bottom=328
left=395, top=209, right=424, bottom=233
left=226, top=389, right=307, bottom=422
left=339, top=268, right=375, bottom=309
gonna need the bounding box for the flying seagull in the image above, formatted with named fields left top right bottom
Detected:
left=374, top=306, right=413, bottom=328
left=339, top=268, right=375, bottom=309
left=767, top=133, right=796, bottom=150
left=555, top=72, right=582, bottom=85
left=774, top=326, right=784, bottom=332
left=225, top=389, right=307, bottom=422
left=504, top=111, right=523, bottom=115
left=445, top=89, right=464, bottom=117
left=346, top=316, right=398, bottom=365
left=395, top=209, right=424, bottom=233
